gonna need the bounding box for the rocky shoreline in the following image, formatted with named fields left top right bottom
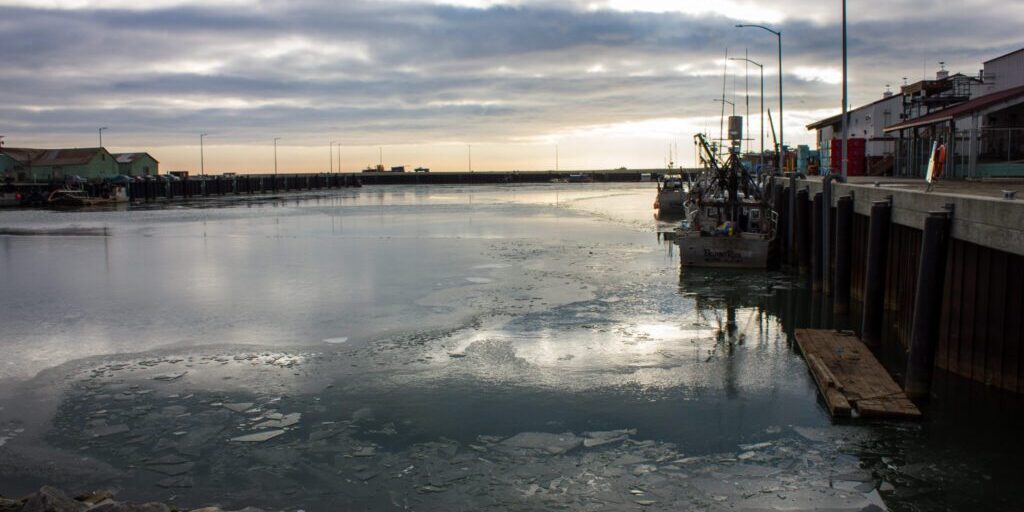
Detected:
left=0, top=487, right=261, bottom=512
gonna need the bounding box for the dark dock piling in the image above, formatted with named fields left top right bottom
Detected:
left=861, top=200, right=892, bottom=345
left=905, top=210, right=952, bottom=397
left=833, top=195, right=854, bottom=313
left=811, top=192, right=824, bottom=292
left=797, top=189, right=811, bottom=274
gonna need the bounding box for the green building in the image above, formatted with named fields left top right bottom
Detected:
left=0, top=147, right=120, bottom=181
left=113, top=152, right=159, bottom=176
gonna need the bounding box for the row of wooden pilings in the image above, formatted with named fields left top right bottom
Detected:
left=769, top=174, right=979, bottom=398
left=125, top=173, right=362, bottom=202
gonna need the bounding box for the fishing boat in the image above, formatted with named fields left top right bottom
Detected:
left=654, top=174, right=685, bottom=214
left=675, top=132, right=776, bottom=268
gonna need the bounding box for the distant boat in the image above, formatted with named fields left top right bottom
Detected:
left=654, top=174, right=685, bottom=214
left=567, top=173, right=592, bottom=183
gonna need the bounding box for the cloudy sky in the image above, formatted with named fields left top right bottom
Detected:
left=1, top=0, right=1021, bottom=172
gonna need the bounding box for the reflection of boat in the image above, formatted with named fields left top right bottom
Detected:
left=654, top=174, right=685, bottom=213
left=676, top=132, right=776, bottom=269
left=47, top=188, right=111, bottom=207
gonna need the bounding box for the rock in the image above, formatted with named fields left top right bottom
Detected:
left=20, top=486, right=87, bottom=512
left=0, top=497, right=24, bottom=512
left=230, top=430, right=285, bottom=443
left=74, top=490, right=114, bottom=505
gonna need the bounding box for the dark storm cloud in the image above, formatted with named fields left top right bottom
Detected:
left=0, top=0, right=1020, bottom=146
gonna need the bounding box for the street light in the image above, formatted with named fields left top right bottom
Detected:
left=199, top=133, right=208, bottom=176
left=468, top=144, right=472, bottom=172
left=273, top=137, right=281, bottom=175
left=736, top=24, right=783, bottom=173
left=841, top=0, right=849, bottom=178
left=713, top=98, right=736, bottom=115
left=731, top=56, right=765, bottom=171
left=98, top=127, right=108, bottom=147
left=713, top=99, right=737, bottom=157
left=330, top=141, right=337, bottom=173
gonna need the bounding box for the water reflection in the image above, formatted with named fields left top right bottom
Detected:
left=0, top=184, right=1019, bottom=511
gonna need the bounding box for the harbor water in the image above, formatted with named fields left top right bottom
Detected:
left=0, top=184, right=1021, bottom=511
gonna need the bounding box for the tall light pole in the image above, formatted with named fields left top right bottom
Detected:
left=468, top=144, right=472, bottom=172
left=273, top=137, right=281, bottom=175
left=731, top=56, right=765, bottom=171
left=98, top=127, right=108, bottom=147
left=199, top=133, right=207, bottom=176
left=336, top=143, right=342, bottom=173
left=737, top=24, right=783, bottom=172
left=841, top=0, right=849, bottom=178
left=330, top=141, right=337, bottom=173
left=555, top=144, right=559, bottom=171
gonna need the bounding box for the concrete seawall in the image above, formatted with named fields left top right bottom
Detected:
left=772, top=176, right=1024, bottom=396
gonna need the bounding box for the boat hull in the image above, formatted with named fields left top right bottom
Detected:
left=678, top=234, right=770, bottom=268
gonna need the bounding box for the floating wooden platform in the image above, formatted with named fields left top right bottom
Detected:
left=794, top=329, right=921, bottom=419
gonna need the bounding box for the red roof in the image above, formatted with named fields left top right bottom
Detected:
left=884, top=84, right=1024, bottom=132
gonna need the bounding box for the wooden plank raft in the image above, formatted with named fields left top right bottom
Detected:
left=794, top=329, right=921, bottom=419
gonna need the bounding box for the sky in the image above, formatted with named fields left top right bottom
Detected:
left=1, top=0, right=1021, bottom=173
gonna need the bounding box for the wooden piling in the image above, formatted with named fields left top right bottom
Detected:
left=834, top=195, right=854, bottom=314
left=861, top=200, right=891, bottom=345
left=797, top=189, right=811, bottom=273
left=812, top=192, right=824, bottom=292
left=906, top=210, right=952, bottom=397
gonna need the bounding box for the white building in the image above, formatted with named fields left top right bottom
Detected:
left=806, top=91, right=903, bottom=175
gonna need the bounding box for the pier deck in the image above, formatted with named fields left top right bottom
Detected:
left=794, top=329, right=921, bottom=419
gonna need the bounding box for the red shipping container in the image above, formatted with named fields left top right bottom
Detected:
left=831, top=137, right=866, bottom=176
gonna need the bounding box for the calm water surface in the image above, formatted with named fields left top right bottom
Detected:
left=0, top=184, right=1020, bottom=511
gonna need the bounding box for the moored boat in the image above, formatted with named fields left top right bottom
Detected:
left=676, top=132, right=776, bottom=269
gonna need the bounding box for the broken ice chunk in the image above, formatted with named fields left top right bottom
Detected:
left=230, top=430, right=285, bottom=443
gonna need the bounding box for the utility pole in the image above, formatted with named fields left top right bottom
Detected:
left=841, top=0, right=849, bottom=178
left=98, top=127, right=108, bottom=147
left=330, top=141, right=337, bottom=173
left=199, top=133, right=207, bottom=176
left=273, top=137, right=281, bottom=175
left=468, top=144, right=472, bottom=172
